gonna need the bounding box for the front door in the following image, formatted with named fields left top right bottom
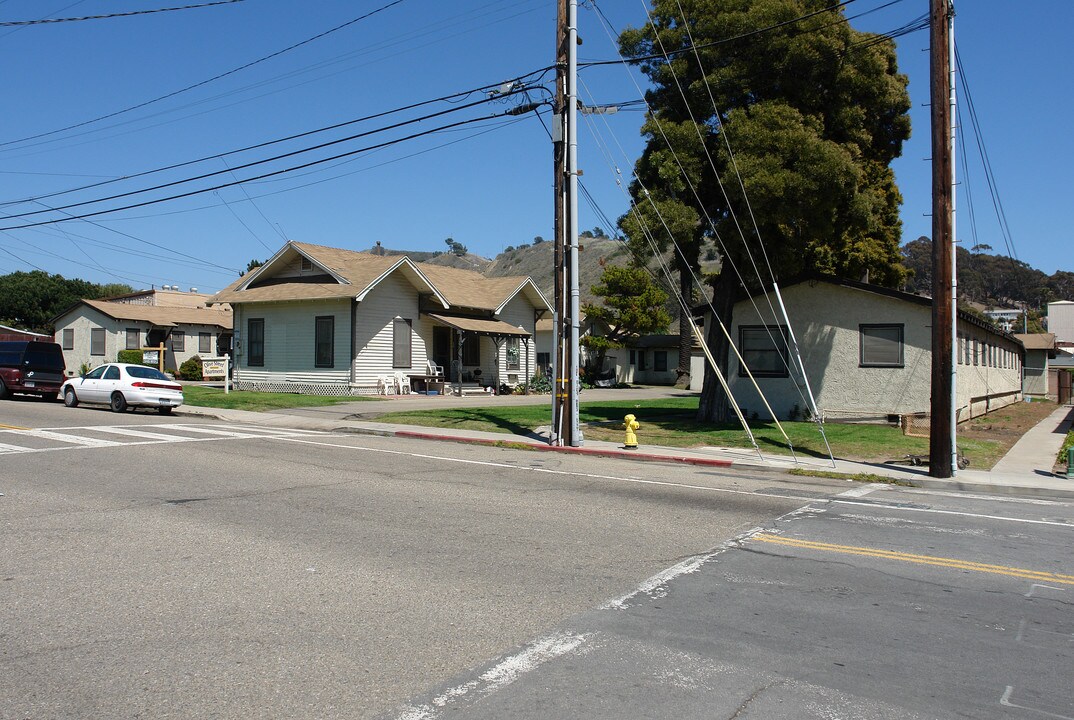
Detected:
left=433, top=326, right=453, bottom=381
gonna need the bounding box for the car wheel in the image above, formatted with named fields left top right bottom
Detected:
left=158, top=406, right=173, bottom=415
left=0, top=378, right=8, bottom=399
left=110, top=392, right=128, bottom=413
left=64, top=387, right=79, bottom=407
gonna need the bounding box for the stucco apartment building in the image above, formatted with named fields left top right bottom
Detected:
left=53, top=289, right=233, bottom=375
left=693, top=276, right=1023, bottom=423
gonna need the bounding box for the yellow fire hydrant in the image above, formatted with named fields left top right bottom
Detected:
left=623, top=413, right=640, bottom=449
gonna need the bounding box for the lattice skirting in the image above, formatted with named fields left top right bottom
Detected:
left=234, top=380, right=379, bottom=396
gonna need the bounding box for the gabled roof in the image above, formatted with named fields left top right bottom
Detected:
left=1014, top=333, right=1056, bottom=351
left=698, top=274, right=1022, bottom=346
left=76, top=299, right=233, bottom=329
left=211, top=241, right=549, bottom=314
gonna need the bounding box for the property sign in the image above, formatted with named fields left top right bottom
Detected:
left=143, top=350, right=160, bottom=365
left=201, top=356, right=228, bottom=379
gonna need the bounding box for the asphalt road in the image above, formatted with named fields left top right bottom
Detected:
left=2, top=398, right=1072, bottom=719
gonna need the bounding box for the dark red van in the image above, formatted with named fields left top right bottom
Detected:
left=0, top=341, right=66, bottom=401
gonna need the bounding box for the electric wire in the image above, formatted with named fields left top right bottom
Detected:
left=0, top=70, right=553, bottom=208
left=0, top=109, right=536, bottom=232
left=955, top=45, right=1018, bottom=261
left=0, top=0, right=243, bottom=27
left=0, top=0, right=400, bottom=147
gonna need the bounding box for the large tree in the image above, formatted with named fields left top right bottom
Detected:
left=0, top=271, right=132, bottom=332
left=619, top=0, right=912, bottom=421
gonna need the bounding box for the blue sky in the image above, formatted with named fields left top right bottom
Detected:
left=0, top=0, right=1068, bottom=294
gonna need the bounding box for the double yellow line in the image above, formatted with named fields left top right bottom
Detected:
left=753, top=534, right=1074, bottom=585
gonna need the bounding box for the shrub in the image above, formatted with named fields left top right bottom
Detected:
left=117, top=349, right=144, bottom=365
left=78, top=361, right=93, bottom=376
left=529, top=373, right=551, bottom=394
left=178, top=355, right=203, bottom=381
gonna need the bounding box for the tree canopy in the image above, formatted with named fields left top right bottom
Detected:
left=618, top=0, right=912, bottom=420
left=581, top=264, right=672, bottom=377
left=0, top=271, right=133, bottom=333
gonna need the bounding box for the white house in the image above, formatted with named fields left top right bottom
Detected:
left=210, top=241, right=551, bottom=394
left=53, top=292, right=233, bottom=375
left=692, top=276, right=1024, bottom=423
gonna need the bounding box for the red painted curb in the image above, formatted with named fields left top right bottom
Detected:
left=392, top=430, right=735, bottom=468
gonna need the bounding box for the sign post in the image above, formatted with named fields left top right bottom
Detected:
left=201, top=356, right=230, bottom=394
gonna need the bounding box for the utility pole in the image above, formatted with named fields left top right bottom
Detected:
left=929, top=0, right=955, bottom=477
left=551, top=0, right=582, bottom=446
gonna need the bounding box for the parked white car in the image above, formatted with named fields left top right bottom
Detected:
left=61, top=363, right=184, bottom=414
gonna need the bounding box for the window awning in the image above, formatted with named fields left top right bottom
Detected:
left=426, top=313, right=531, bottom=337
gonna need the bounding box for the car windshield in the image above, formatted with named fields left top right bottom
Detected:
left=125, top=366, right=172, bottom=381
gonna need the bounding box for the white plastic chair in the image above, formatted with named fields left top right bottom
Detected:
left=426, top=359, right=444, bottom=378
left=394, top=372, right=412, bottom=395
left=377, top=375, right=393, bottom=395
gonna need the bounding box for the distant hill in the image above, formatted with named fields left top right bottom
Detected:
left=902, top=237, right=1074, bottom=308
left=366, top=237, right=635, bottom=306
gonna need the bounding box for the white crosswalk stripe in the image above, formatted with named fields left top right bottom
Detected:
left=23, top=429, right=122, bottom=447
left=0, top=423, right=334, bottom=455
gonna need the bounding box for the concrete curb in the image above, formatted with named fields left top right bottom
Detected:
left=389, top=429, right=736, bottom=468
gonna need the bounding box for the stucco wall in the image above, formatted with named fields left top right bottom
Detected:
left=55, top=306, right=227, bottom=376
left=722, top=281, right=1021, bottom=422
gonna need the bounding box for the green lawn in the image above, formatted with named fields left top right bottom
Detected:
left=375, top=396, right=1002, bottom=465
left=182, top=386, right=375, bottom=412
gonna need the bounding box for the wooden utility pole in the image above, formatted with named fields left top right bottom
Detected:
left=552, top=0, right=581, bottom=446
left=929, top=0, right=955, bottom=477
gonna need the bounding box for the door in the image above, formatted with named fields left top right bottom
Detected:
left=433, top=326, right=453, bottom=380
left=77, top=365, right=107, bottom=402
left=98, top=364, right=122, bottom=402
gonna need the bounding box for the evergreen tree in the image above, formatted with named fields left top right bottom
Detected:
left=618, top=0, right=912, bottom=420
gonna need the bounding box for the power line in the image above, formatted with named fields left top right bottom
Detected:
left=0, top=0, right=244, bottom=27
left=0, top=109, right=538, bottom=232
left=1, top=88, right=537, bottom=222
left=0, top=70, right=551, bottom=208
left=0, top=0, right=404, bottom=148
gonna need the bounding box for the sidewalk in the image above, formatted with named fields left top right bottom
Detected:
left=176, top=400, right=1074, bottom=500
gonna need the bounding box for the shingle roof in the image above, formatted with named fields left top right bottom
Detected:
left=83, top=299, right=233, bottom=329
left=1014, top=333, right=1056, bottom=351
left=211, top=241, right=548, bottom=313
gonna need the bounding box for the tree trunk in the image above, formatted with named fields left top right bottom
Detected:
left=696, top=277, right=736, bottom=423
left=675, top=268, right=694, bottom=388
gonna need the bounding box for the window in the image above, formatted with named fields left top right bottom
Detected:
left=125, top=328, right=140, bottom=350
left=629, top=350, right=637, bottom=366
left=638, top=351, right=647, bottom=371
left=506, top=337, right=520, bottom=370
left=90, top=328, right=105, bottom=356
left=300, top=256, right=314, bottom=272
left=248, top=318, right=265, bottom=367
left=169, top=331, right=185, bottom=352
left=536, top=351, right=550, bottom=369
left=860, top=324, right=904, bottom=367
left=739, top=325, right=788, bottom=377
left=199, top=332, right=212, bottom=354
left=315, top=316, right=334, bottom=368
left=972, top=339, right=979, bottom=366
left=103, top=365, right=120, bottom=380
left=84, top=365, right=106, bottom=380
left=393, top=318, right=412, bottom=368
left=62, top=328, right=74, bottom=350
left=463, top=335, right=480, bottom=365
left=654, top=350, right=668, bottom=372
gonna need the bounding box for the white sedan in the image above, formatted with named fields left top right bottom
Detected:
left=62, top=363, right=184, bottom=414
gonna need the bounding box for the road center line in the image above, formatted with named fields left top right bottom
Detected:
left=753, top=534, right=1074, bottom=584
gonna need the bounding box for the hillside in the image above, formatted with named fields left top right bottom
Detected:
left=484, top=237, right=632, bottom=305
